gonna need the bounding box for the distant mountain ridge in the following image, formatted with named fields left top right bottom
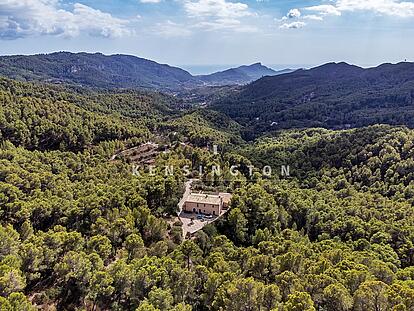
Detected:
left=0, top=52, right=196, bottom=90
left=197, top=63, right=293, bottom=86
left=0, top=52, right=289, bottom=90
left=211, top=61, right=414, bottom=138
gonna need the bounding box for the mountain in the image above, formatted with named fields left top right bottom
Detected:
left=198, top=63, right=292, bottom=86
left=0, top=52, right=199, bottom=90
left=211, top=61, right=414, bottom=138
left=4, top=53, right=414, bottom=310
left=0, top=53, right=293, bottom=90
left=0, top=75, right=186, bottom=151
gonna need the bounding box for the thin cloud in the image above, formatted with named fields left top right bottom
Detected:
left=155, top=20, right=192, bottom=37
left=336, top=0, right=414, bottom=17
left=302, top=15, right=324, bottom=21
left=305, top=4, right=342, bottom=17
left=304, top=0, right=414, bottom=20
left=279, top=21, right=306, bottom=29
left=0, top=0, right=132, bottom=40
left=194, top=18, right=258, bottom=32
left=182, top=0, right=256, bottom=33
left=183, top=0, right=251, bottom=19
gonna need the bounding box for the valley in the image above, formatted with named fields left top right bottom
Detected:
left=1, top=53, right=414, bottom=311
left=0, top=53, right=288, bottom=91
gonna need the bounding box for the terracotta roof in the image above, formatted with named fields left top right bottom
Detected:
left=186, top=193, right=222, bottom=205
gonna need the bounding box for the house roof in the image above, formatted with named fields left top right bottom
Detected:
left=186, top=193, right=222, bottom=205
left=219, top=192, right=232, bottom=203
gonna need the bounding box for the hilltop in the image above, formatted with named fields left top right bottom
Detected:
left=211, top=62, right=414, bottom=138
left=0, top=52, right=290, bottom=90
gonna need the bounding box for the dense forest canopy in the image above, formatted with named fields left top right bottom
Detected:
left=211, top=62, right=414, bottom=139
left=1, top=62, right=414, bottom=311
left=0, top=52, right=197, bottom=91
left=0, top=53, right=288, bottom=90
left=0, top=78, right=239, bottom=151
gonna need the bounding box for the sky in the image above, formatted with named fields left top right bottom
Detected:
left=1, top=0, right=414, bottom=71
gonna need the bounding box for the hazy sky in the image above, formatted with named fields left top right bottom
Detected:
left=1, top=0, right=414, bottom=68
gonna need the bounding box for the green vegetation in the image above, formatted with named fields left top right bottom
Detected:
left=162, top=109, right=243, bottom=146
left=0, top=53, right=287, bottom=91
left=212, top=62, right=414, bottom=139
left=0, top=52, right=197, bottom=91
left=0, top=78, right=178, bottom=151
left=1, top=73, right=414, bottom=310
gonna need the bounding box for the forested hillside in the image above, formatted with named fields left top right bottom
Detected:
left=162, top=109, right=244, bottom=146
left=1, top=72, right=414, bottom=310
left=0, top=77, right=185, bottom=152
left=212, top=62, right=414, bottom=138
left=0, top=53, right=289, bottom=90
left=0, top=52, right=198, bottom=91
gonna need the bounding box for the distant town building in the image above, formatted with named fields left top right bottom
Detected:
left=183, top=193, right=231, bottom=215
